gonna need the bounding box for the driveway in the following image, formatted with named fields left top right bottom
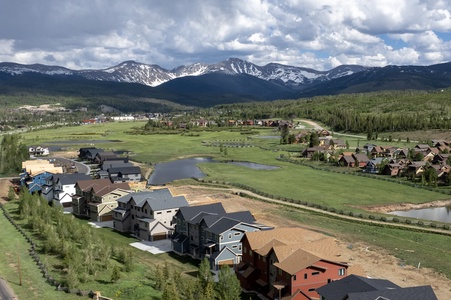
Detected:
left=130, top=239, right=172, bottom=254
left=0, top=277, right=17, bottom=300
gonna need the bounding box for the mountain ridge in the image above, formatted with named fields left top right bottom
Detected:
left=0, top=58, right=367, bottom=88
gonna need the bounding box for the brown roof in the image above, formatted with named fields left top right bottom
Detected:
left=273, top=248, right=321, bottom=275
left=77, top=178, right=112, bottom=192
left=95, top=182, right=131, bottom=197
left=245, top=228, right=324, bottom=252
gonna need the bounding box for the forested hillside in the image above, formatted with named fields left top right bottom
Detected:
left=215, top=89, right=451, bottom=133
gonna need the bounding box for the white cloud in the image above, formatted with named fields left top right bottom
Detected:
left=0, top=0, right=450, bottom=70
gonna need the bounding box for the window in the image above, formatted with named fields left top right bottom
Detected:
left=304, top=274, right=307, bottom=280
left=234, top=232, right=240, bottom=236
left=232, top=245, right=238, bottom=249
left=228, top=233, right=232, bottom=239
left=312, top=272, right=320, bottom=276
left=157, top=212, right=162, bottom=215
left=167, top=210, right=171, bottom=213
left=145, top=209, right=147, bottom=214
left=308, top=288, right=315, bottom=292
left=293, top=275, right=297, bottom=281
left=339, top=268, right=345, bottom=276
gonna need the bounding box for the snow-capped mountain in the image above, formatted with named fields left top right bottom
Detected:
left=0, top=58, right=367, bottom=88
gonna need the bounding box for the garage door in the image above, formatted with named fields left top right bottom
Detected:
left=100, top=214, right=113, bottom=222
left=218, top=259, right=234, bottom=266
left=152, top=233, right=167, bottom=241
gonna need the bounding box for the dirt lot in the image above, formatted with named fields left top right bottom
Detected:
left=169, top=185, right=451, bottom=299
left=2, top=174, right=450, bottom=298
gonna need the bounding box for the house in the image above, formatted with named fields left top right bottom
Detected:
left=108, top=166, right=142, bottom=183
left=316, top=274, right=437, bottom=300
left=42, top=173, right=91, bottom=207
left=338, top=155, right=355, bottom=167
left=237, top=228, right=348, bottom=300
left=364, top=158, right=386, bottom=174
left=302, top=146, right=327, bottom=159
left=93, top=151, right=121, bottom=165
left=79, top=148, right=104, bottom=161
left=382, top=163, right=404, bottom=177
left=352, top=153, right=370, bottom=167
left=370, top=146, right=385, bottom=158
left=72, top=178, right=131, bottom=221
left=433, top=153, right=451, bottom=164
left=113, top=188, right=189, bottom=241
left=407, top=161, right=427, bottom=177
left=20, top=160, right=63, bottom=193
left=171, top=203, right=269, bottom=270
left=29, top=146, right=50, bottom=156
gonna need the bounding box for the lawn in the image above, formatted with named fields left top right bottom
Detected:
left=0, top=208, right=80, bottom=300
left=2, top=201, right=200, bottom=300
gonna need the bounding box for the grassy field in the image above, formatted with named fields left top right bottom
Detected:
left=12, top=121, right=451, bottom=288
left=2, top=201, right=200, bottom=300
left=0, top=208, right=80, bottom=300
left=20, top=121, right=450, bottom=211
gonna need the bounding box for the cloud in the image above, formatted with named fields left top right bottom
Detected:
left=0, top=0, right=450, bottom=70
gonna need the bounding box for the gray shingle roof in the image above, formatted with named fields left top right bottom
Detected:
left=347, top=285, right=438, bottom=300
left=178, top=203, right=226, bottom=222
left=117, top=188, right=188, bottom=211
left=316, top=274, right=400, bottom=300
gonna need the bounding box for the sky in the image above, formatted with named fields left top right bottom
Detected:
left=1, top=0, right=451, bottom=71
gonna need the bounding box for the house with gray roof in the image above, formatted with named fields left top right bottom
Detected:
left=316, top=274, right=437, bottom=300
left=172, top=203, right=271, bottom=270
left=42, top=173, right=91, bottom=207
left=113, top=188, right=189, bottom=241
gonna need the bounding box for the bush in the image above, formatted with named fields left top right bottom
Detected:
left=368, top=215, right=375, bottom=220
left=405, top=219, right=411, bottom=224
left=348, top=212, right=354, bottom=217
left=417, top=221, right=424, bottom=226
left=380, top=216, right=387, bottom=222
left=430, top=223, right=437, bottom=228
left=443, top=224, right=450, bottom=230
left=393, top=217, right=400, bottom=223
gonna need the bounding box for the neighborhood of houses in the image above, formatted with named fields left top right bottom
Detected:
left=302, top=136, right=451, bottom=183
left=16, top=146, right=439, bottom=300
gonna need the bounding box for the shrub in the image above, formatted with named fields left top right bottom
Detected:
left=348, top=212, right=354, bottom=217
left=357, top=213, right=364, bottom=218
left=430, top=223, right=437, bottom=228
left=393, top=217, right=400, bottom=223
left=380, top=216, right=387, bottom=222
left=368, top=215, right=375, bottom=220
left=405, top=219, right=411, bottom=224
left=443, top=224, right=450, bottom=230
left=417, top=221, right=424, bottom=226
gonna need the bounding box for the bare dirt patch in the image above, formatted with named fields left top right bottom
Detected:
left=0, top=179, right=14, bottom=203
left=168, top=184, right=451, bottom=299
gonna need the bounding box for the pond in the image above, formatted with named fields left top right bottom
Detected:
left=388, top=206, right=451, bottom=223
left=148, top=157, right=279, bottom=185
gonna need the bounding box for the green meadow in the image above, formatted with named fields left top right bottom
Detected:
left=12, top=121, right=451, bottom=286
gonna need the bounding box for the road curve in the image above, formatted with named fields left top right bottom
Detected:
left=0, top=277, right=17, bottom=300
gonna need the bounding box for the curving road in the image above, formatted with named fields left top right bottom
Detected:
left=0, top=277, right=17, bottom=300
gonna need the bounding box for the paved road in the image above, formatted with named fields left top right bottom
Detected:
left=49, top=157, right=90, bottom=175
left=0, top=277, right=17, bottom=300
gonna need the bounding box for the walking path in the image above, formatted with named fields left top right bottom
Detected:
left=182, top=184, right=451, bottom=236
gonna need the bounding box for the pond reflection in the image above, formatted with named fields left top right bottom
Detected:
left=388, top=206, right=451, bottom=223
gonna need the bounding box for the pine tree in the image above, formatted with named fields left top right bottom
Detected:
left=217, top=265, right=241, bottom=300
left=111, top=265, right=121, bottom=283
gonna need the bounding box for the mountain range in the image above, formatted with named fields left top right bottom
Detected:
left=1, top=58, right=451, bottom=109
